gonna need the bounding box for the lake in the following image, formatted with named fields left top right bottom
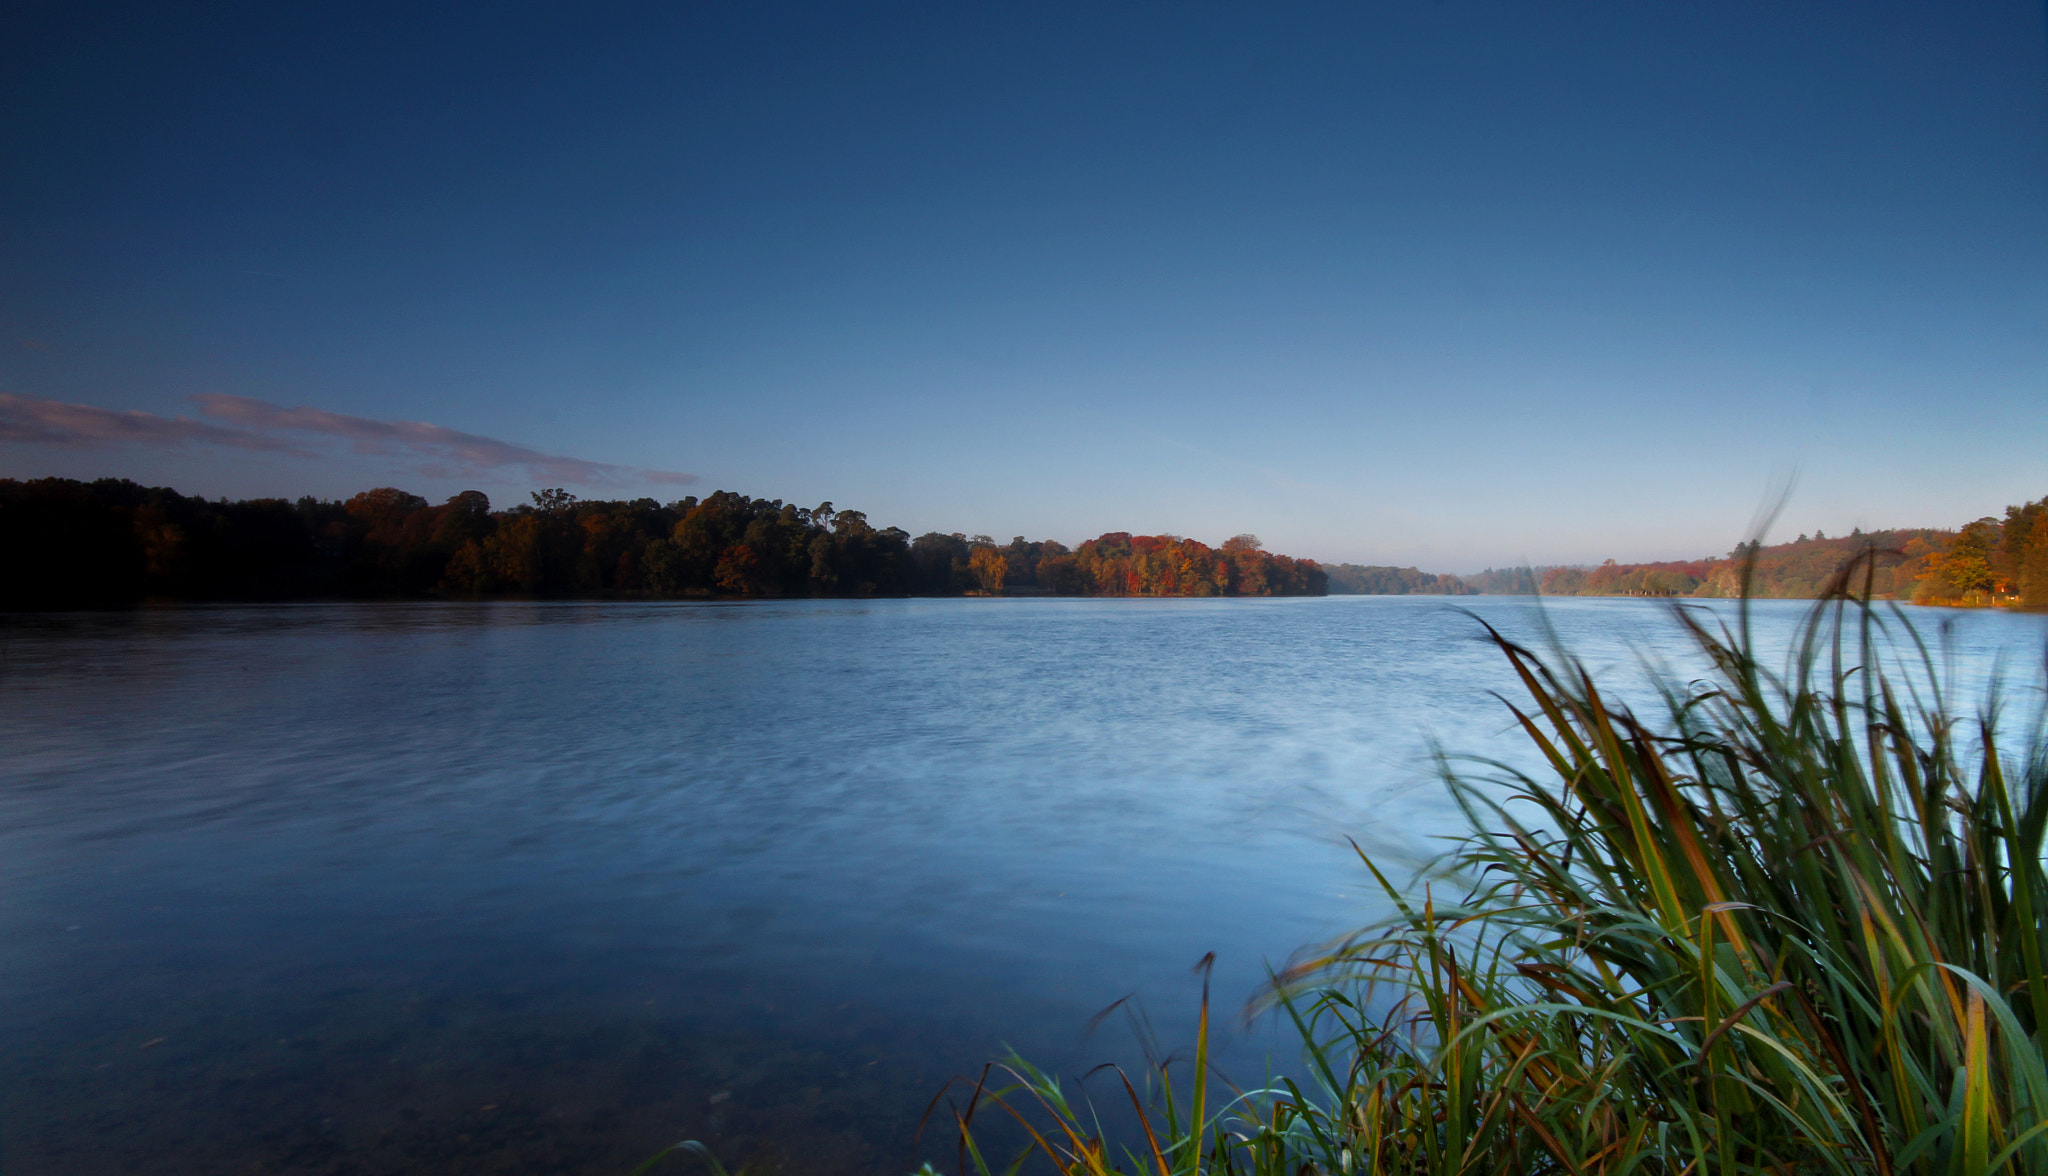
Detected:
left=2, top=596, right=2041, bottom=1174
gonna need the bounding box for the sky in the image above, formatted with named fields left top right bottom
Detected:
left=1, top=2, right=2043, bottom=570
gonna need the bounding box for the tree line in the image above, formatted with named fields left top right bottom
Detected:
left=0, top=477, right=1326, bottom=607
left=1320, top=492, right=2048, bottom=608
left=1525, top=500, right=2046, bottom=607
left=1321, top=564, right=1479, bottom=596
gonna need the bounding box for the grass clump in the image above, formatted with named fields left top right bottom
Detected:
left=930, top=565, right=2048, bottom=1175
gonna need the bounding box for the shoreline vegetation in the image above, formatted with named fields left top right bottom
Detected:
left=0, top=477, right=1324, bottom=608
left=1324, top=491, right=2048, bottom=609
left=5, top=476, right=2038, bottom=612
left=918, top=561, right=2048, bottom=1176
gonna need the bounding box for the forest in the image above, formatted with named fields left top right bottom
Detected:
left=1319, top=493, right=2048, bottom=608
left=10, top=476, right=2038, bottom=609
left=0, top=477, right=1325, bottom=607
left=1522, top=496, right=2048, bottom=607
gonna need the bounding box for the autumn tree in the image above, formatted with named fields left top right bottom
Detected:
left=969, top=544, right=1008, bottom=594
left=713, top=544, right=763, bottom=594
left=1918, top=518, right=1998, bottom=604
left=2023, top=513, right=2048, bottom=608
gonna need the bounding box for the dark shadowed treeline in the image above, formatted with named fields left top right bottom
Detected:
left=0, top=477, right=1326, bottom=607
left=910, top=530, right=1325, bottom=597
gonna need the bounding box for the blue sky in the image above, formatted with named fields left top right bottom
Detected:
left=2, top=2, right=2043, bottom=569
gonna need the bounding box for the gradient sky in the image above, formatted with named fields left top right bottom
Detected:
left=2, top=2, right=2043, bottom=570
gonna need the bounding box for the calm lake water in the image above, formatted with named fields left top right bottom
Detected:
left=2, top=596, right=2042, bottom=1174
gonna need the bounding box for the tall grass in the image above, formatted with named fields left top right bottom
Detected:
left=930, top=563, right=2048, bottom=1175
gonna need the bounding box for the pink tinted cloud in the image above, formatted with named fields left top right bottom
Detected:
left=191, top=395, right=695, bottom=487
left=0, top=391, right=695, bottom=489
left=0, top=392, right=296, bottom=451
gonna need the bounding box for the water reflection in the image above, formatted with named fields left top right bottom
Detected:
left=0, top=597, right=2039, bottom=1173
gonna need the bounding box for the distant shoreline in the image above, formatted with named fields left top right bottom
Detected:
left=1322, top=489, right=2047, bottom=609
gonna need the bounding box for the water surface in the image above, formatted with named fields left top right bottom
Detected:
left=2, top=596, right=2039, bottom=1174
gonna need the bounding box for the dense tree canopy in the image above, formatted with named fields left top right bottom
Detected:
left=0, top=477, right=1326, bottom=607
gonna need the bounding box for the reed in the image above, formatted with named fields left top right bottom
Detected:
left=928, top=558, right=2048, bottom=1175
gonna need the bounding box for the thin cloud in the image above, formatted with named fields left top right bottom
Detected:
left=0, top=391, right=695, bottom=488
left=0, top=392, right=295, bottom=451
left=192, top=395, right=695, bottom=487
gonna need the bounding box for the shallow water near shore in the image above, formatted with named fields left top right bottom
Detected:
left=1, top=596, right=2040, bottom=1174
